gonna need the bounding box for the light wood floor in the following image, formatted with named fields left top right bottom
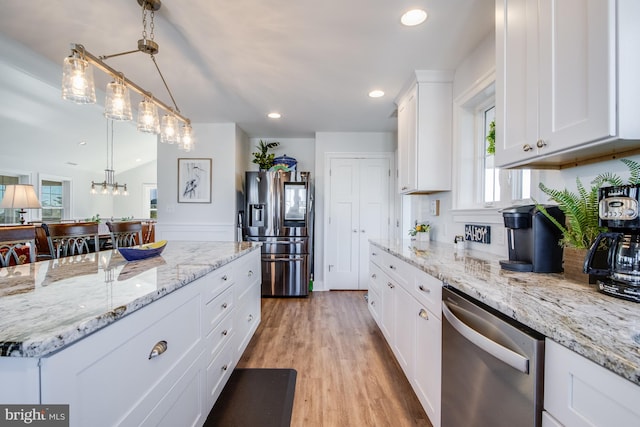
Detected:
left=237, top=291, right=432, bottom=427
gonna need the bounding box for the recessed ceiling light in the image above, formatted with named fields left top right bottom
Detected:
left=369, top=90, right=385, bottom=98
left=78, top=141, right=87, bottom=146
left=401, top=9, right=428, bottom=26
left=136, top=158, right=142, bottom=162
left=267, top=112, right=281, bottom=119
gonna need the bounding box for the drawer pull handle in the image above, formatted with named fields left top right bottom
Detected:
left=222, top=302, right=228, bottom=309
left=222, top=364, right=228, bottom=372
left=248, top=270, right=253, bottom=277
left=248, top=314, right=254, bottom=322
left=148, top=340, right=168, bottom=359
left=371, top=301, right=375, bottom=306
left=418, top=285, right=431, bottom=293
left=389, top=265, right=396, bottom=270
left=536, top=139, right=547, bottom=148
left=222, top=275, right=228, bottom=281
left=371, top=273, right=377, bottom=279
left=419, top=309, right=429, bottom=320
left=222, top=329, right=228, bottom=336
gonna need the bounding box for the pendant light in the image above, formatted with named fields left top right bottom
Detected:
left=137, top=96, right=160, bottom=134
left=104, top=74, right=133, bottom=121
left=180, top=122, right=194, bottom=152
left=61, top=52, right=96, bottom=104
left=91, top=119, right=128, bottom=196
left=160, top=113, right=179, bottom=144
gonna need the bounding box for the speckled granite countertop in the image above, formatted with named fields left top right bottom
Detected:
left=371, top=239, right=640, bottom=386
left=0, top=241, right=260, bottom=358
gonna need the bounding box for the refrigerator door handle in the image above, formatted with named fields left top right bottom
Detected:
left=442, top=301, right=529, bottom=374
left=263, top=256, right=306, bottom=262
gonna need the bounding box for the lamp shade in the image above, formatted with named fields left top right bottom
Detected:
left=137, top=99, right=160, bottom=134
left=61, top=56, right=96, bottom=104
left=180, top=123, right=194, bottom=152
left=160, top=114, right=180, bottom=144
left=0, top=184, right=42, bottom=209
left=104, top=80, right=133, bottom=121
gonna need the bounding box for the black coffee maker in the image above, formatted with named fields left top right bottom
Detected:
left=584, top=185, right=640, bottom=302
left=500, top=205, right=565, bottom=273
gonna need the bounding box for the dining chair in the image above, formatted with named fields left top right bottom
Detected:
left=106, top=221, right=143, bottom=249
left=43, top=222, right=99, bottom=258
left=0, top=225, right=36, bottom=267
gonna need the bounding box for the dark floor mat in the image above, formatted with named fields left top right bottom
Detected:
left=204, top=368, right=297, bottom=427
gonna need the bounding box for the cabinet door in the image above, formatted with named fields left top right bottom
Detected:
left=537, top=0, right=615, bottom=154
left=414, top=304, right=442, bottom=427
left=393, top=284, right=415, bottom=378
left=397, top=87, right=417, bottom=193
left=495, top=0, right=539, bottom=166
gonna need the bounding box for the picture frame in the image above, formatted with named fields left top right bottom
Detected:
left=177, top=158, right=212, bottom=203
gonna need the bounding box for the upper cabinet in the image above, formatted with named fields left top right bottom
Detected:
left=396, top=70, right=453, bottom=193
left=495, top=0, right=640, bottom=168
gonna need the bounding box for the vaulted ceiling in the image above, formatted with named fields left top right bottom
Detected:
left=0, top=0, right=494, bottom=173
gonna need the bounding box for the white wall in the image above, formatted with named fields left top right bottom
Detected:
left=314, top=132, right=396, bottom=291
left=156, top=123, right=246, bottom=242
left=112, top=160, right=157, bottom=219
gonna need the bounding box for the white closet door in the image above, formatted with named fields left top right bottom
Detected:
left=326, top=156, right=391, bottom=290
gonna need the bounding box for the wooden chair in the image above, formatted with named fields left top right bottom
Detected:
left=43, top=222, right=99, bottom=258
left=29, top=222, right=54, bottom=261
left=106, top=221, right=143, bottom=249
left=0, top=225, right=36, bottom=267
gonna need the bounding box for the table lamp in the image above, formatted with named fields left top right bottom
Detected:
left=0, top=184, right=42, bottom=224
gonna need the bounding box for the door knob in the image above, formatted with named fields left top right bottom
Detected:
left=353, top=229, right=358, bottom=233
left=361, top=229, right=365, bottom=233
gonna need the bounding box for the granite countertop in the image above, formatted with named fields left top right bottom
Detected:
left=371, top=239, right=640, bottom=386
left=0, top=241, right=260, bottom=358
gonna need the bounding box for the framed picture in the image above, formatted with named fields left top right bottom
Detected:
left=178, top=158, right=212, bottom=203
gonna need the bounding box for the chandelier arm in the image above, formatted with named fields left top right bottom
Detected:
left=70, top=43, right=190, bottom=124
left=150, top=55, right=180, bottom=113
left=99, top=49, right=141, bottom=61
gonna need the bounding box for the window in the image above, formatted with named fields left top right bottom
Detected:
left=41, top=180, right=64, bottom=222
left=143, top=184, right=158, bottom=219
left=453, top=77, right=532, bottom=212
left=0, top=175, right=20, bottom=224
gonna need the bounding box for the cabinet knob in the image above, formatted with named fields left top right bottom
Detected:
left=222, top=302, right=228, bottom=309
left=418, top=285, right=431, bottom=293
left=418, top=309, right=429, bottom=320
left=371, top=300, right=376, bottom=306
left=148, top=340, right=168, bottom=359
left=401, top=186, right=408, bottom=191
left=222, top=275, right=228, bottom=281
left=222, top=329, right=228, bottom=336
left=522, top=144, right=533, bottom=152
left=248, top=314, right=254, bottom=322
left=361, top=229, right=366, bottom=233
left=536, top=139, right=547, bottom=148
left=248, top=270, right=253, bottom=277
left=389, top=265, right=396, bottom=270
left=387, top=282, right=395, bottom=289
left=371, top=273, right=377, bottom=279
left=222, top=364, right=229, bottom=372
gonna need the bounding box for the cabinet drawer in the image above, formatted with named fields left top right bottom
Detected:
left=206, top=340, right=235, bottom=408
left=367, top=287, right=381, bottom=322
left=204, top=284, right=235, bottom=334
left=372, top=249, right=410, bottom=287
left=368, top=262, right=384, bottom=295
left=203, top=264, right=234, bottom=304
left=206, top=310, right=235, bottom=363
left=411, top=268, right=442, bottom=320
left=235, top=281, right=261, bottom=357
left=237, top=250, right=261, bottom=289
left=40, top=285, right=202, bottom=427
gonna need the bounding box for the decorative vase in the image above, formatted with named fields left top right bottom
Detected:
left=563, top=247, right=591, bottom=284
left=418, top=232, right=430, bottom=242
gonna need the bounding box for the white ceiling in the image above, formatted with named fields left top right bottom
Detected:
left=0, top=0, right=494, bottom=173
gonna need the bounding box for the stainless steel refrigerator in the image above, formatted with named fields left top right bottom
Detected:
left=243, top=170, right=313, bottom=296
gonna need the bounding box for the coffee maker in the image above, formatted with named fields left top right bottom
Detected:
left=584, top=185, right=640, bottom=303
left=500, top=205, right=565, bottom=273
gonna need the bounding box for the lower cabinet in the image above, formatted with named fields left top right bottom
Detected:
left=369, top=249, right=442, bottom=427
left=544, top=339, right=640, bottom=427
left=36, top=249, right=261, bottom=427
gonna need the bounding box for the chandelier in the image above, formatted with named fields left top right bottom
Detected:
left=62, top=0, right=194, bottom=151
left=91, top=120, right=128, bottom=196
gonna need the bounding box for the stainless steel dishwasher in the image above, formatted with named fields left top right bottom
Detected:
left=441, top=286, right=544, bottom=427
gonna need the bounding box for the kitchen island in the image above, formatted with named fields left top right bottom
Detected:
left=371, top=239, right=640, bottom=386
left=0, top=241, right=262, bottom=427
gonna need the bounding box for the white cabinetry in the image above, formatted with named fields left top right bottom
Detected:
left=369, top=247, right=442, bottom=427
left=543, top=339, right=640, bottom=427
left=396, top=70, right=452, bottom=194
left=35, top=249, right=261, bottom=427
left=496, top=0, right=640, bottom=168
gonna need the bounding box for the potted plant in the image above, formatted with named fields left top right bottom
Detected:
left=537, top=158, right=640, bottom=281
left=409, top=222, right=431, bottom=242
left=252, top=140, right=280, bottom=171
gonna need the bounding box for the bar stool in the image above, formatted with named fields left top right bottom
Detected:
left=0, top=225, right=36, bottom=267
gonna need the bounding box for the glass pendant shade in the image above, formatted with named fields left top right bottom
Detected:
left=160, top=114, right=180, bottom=144
left=62, top=56, right=96, bottom=104
left=180, top=123, right=194, bottom=152
left=104, top=80, right=133, bottom=121
left=137, top=99, right=160, bottom=134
